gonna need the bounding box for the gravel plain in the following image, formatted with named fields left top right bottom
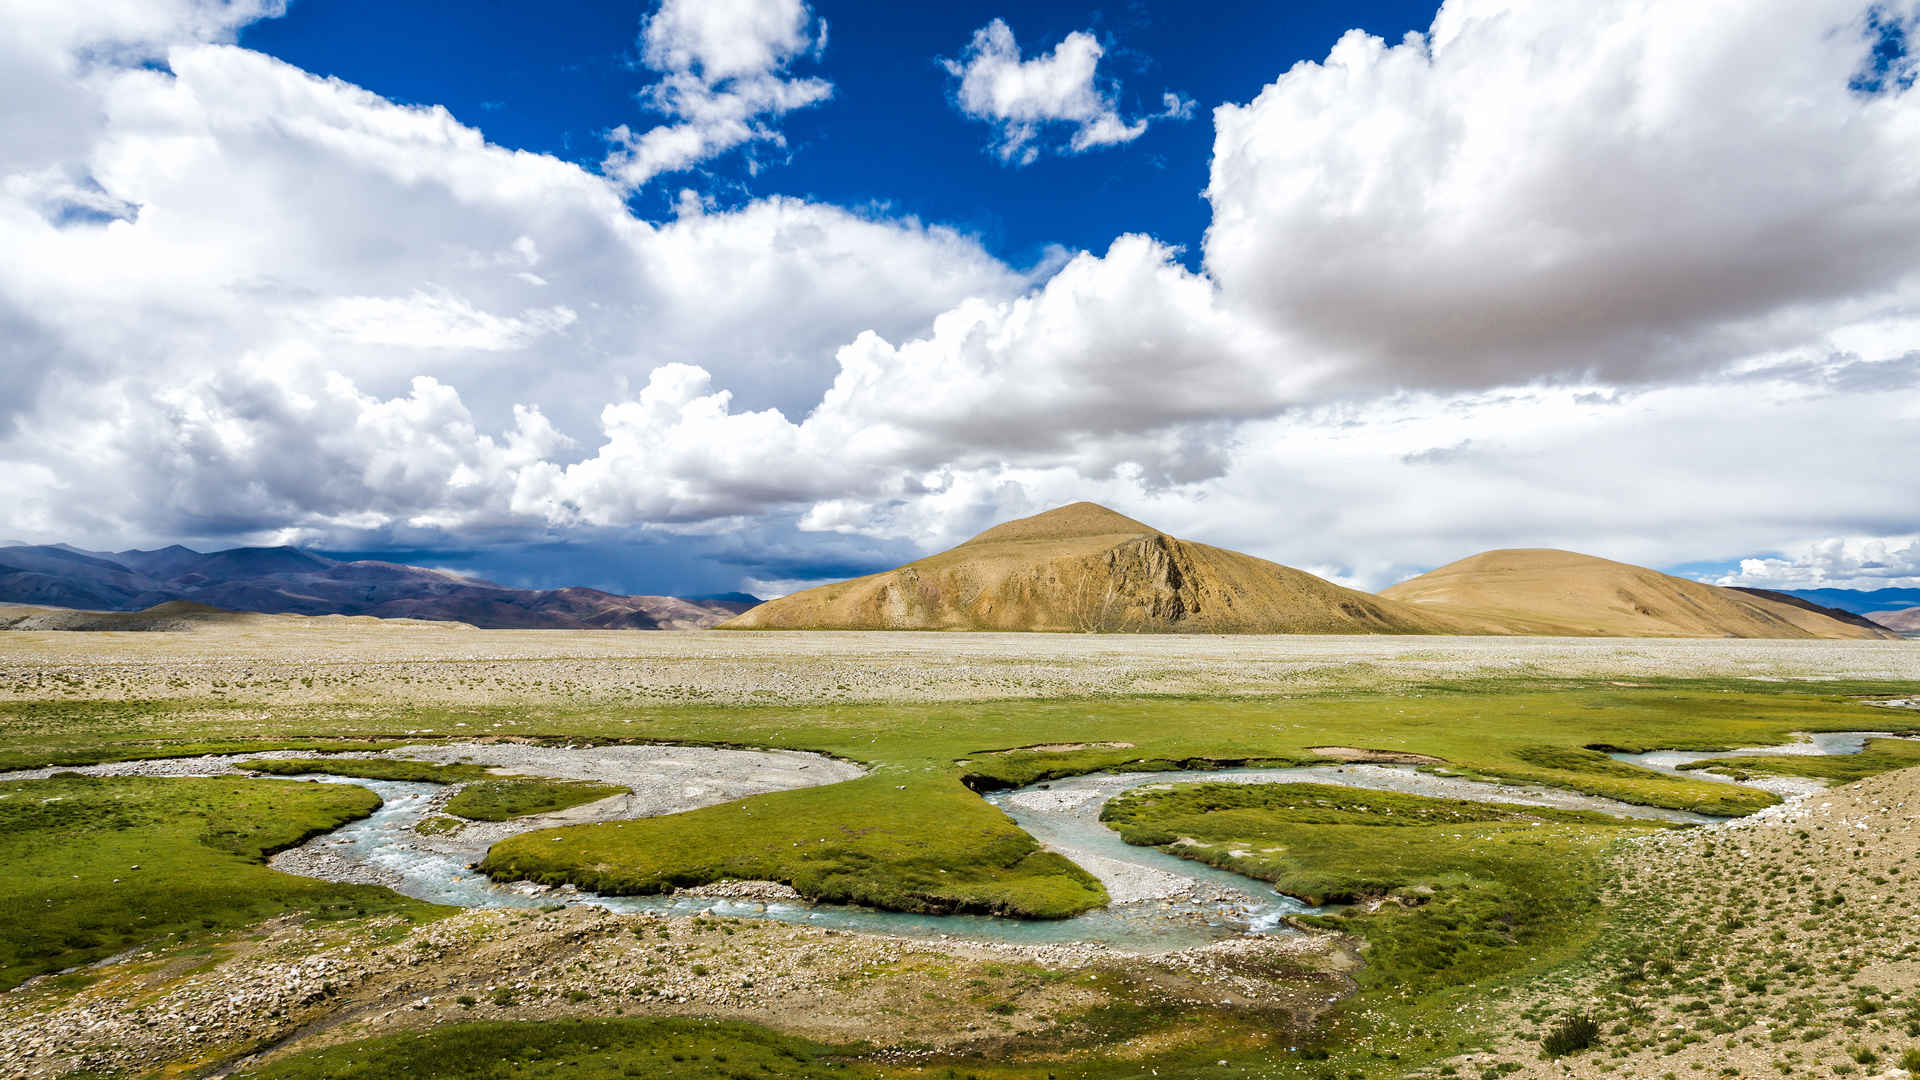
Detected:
left=3, top=627, right=1917, bottom=705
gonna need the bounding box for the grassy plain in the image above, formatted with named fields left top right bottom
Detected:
left=0, top=774, right=434, bottom=991
left=1099, top=781, right=1664, bottom=905
left=1092, top=782, right=1668, bottom=1076
left=1, top=629, right=1916, bottom=1079
left=4, top=680, right=1917, bottom=919
left=361, top=682, right=1913, bottom=912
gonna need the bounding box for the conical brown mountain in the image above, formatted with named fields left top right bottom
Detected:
left=721, top=503, right=1468, bottom=633
left=1380, top=548, right=1896, bottom=639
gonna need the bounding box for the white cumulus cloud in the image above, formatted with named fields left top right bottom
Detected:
left=1205, top=0, right=1920, bottom=389
left=603, top=0, right=831, bottom=190
left=1714, top=540, right=1920, bottom=591
left=1, top=0, right=1918, bottom=596
left=942, top=18, right=1180, bottom=165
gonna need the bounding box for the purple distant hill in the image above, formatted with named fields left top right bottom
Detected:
left=0, top=543, right=760, bottom=630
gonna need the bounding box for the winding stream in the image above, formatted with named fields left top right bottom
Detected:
left=1605, top=731, right=1893, bottom=798
left=4, top=729, right=1911, bottom=951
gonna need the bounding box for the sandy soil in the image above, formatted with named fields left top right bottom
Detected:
left=2, top=627, right=1915, bottom=705
left=1456, top=764, right=1920, bottom=1080
left=1303, top=745, right=1447, bottom=764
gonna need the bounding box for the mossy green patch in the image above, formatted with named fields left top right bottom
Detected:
left=236, top=1017, right=882, bottom=1080
left=443, top=778, right=628, bottom=821
left=0, top=774, right=436, bottom=990
left=1101, top=781, right=1663, bottom=986
left=480, top=774, right=1107, bottom=918
left=414, top=814, right=464, bottom=836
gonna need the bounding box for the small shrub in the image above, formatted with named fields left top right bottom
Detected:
left=1542, top=1012, right=1601, bottom=1058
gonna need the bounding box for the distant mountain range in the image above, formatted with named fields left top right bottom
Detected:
left=1752, top=586, right=1920, bottom=616
left=0, top=543, right=760, bottom=630
left=722, top=502, right=1894, bottom=640
left=7, top=520, right=1911, bottom=638
left=1728, top=587, right=1920, bottom=638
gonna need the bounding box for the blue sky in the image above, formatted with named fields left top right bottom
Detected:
left=241, top=1, right=1438, bottom=274
left=2, top=0, right=1918, bottom=597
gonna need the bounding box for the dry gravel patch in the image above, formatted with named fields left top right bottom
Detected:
left=0, top=904, right=1350, bottom=1079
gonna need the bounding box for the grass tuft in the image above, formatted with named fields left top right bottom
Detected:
left=1540, top=1011, right=1600, bottom=1057
left=443, top=778, right=628, bottom=821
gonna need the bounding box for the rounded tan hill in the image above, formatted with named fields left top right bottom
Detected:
left=1380, top=548, right=1895, bottom=639
left=1869, top=606, right=1920, bottom=633
left=721, top=502, right=1471, bottom=634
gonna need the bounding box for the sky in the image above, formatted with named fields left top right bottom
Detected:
left=1, top=0, right=1918, bottom=598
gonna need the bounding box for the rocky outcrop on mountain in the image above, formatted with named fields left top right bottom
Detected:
left=722, top=502, right=1467, bottom=634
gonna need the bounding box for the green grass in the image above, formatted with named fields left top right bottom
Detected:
left=5, top=678, right=1915, bottom=1080
left=444, top=778, right=629, bottom=821
left=414, top=813, right=464, bottom=836
left=1079, top=778, right=1687, bottom=1078
left=239, top=757, right=495, bottom=783
left=1101, top=781, right=1663, bottom=988
left=480, top=773, right=1107, bottom=918
left=0, top=774, right=437, bottom=990
left=236, top=1017, right=883, bottom=1080
left=444, top=683, right=1901, bottom=919
left=1678, top=737, right=1920, bottom=783
left=5, top=681, right=1914, bottom=922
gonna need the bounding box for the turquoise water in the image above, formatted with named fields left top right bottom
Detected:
left=1606, top=731, right=1895, bottom=784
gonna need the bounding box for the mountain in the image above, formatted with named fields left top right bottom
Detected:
left=1867, top=607, right=1920, bottom=634
left=1753, top=586, right=1920, bottom=616
left=1381, top=549, right=1896, bottom=640
left=0, top=544, right=757, bottom=630
left=0, top=601, right=457, bottom=632
left=1726, top=588, right=1897, bottom=635
left=721, top=502, right=1471, bottom=634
